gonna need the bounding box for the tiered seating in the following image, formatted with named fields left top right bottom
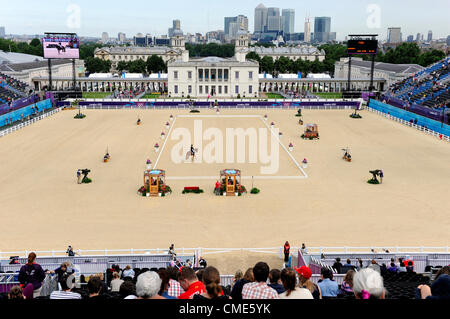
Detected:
left=0, top=72, right=29, bottom=95
left=383, top=272, right=430, bottom=299
left=388, top=57, right=450, bottom=110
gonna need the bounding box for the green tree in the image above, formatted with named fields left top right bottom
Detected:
left=116, top=61, right=129, bottom=72
left=417, top=49, right=446, bottom=67
left=274, top=56, right=292, bottom=73
left=382, top=43, right=421, bottom=64
left=79, top=43, right=104, bottom=59
left=146, top=55, right=167, bottom=73
left=260, top=56, right=274, bottom=74
left=127, top=59, right=147, bottom=73
left=84, top=57, right=112, bottom=73
left=245, top=51, right=261, bottom=63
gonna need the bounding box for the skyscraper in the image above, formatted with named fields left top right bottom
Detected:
left=224, top=17, right=237, bottom=36
left=304, top=18, right=311, bottom=43
left=282, top=9, right=295, bottom=35
left=407, top=35, right=414, bottom=42
left=416, top=33, right=422, bottom=42
left=237, top=15, right=249, bottom=33
left=169, top=19, right=181, bottom=37
left=427, top=31, right=433, bottom=42
left=254, top=3, right=268, bottom=34
left=314, top=17, right=331, bottom=43
left=225, top=15, right=248, bottom=38
left=101, top=32, right=109, bottom=44
left=267, top=7, right=281, bottom=32
left=0, top=26, right=5, bottom=38
left=387, top=27, right=402, bottom=43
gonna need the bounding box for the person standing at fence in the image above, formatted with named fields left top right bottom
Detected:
left=76, top=170, right=81, bottom=184
left=379, top=170, right=384, bottom=184
left=283, top=241, right=290, bottom=265
left=18, top=252, right=46, bottom=298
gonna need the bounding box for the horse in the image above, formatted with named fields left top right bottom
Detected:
left=185, top=148, right=198, bottom=162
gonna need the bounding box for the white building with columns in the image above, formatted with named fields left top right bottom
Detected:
left=167, top=32, right=259, bottom=98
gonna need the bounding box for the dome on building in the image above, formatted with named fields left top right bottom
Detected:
left=172, top=29, right=183, bottom=36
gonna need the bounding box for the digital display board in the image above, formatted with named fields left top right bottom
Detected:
left=43, top=34, right=80, bottom=59
left=347, top=40, right=378, bottom=55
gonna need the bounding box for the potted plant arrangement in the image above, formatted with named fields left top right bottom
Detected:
left=250, top=187, right=260, bottom=194
left=350, top=110, right=362, bottom=119
left=279, top=131, right=283, bottom=138
left=165, top=122, right=170, bottom=130
left=236, top=184, right=247, bottom=196
left=159, top=184, right=172, bottom=196
left=271, top=122, right=275, bottom=129
left=169, top=115, right=174, bottom=121
left=161, top=132, right=165, bottom=140
left=146, top=159, right=152, bottom=170
left=137, top=186, right=147, bottom=197
left=154, top=143, right=159, bottom=152
left=288, top=143, right=293, bottom=152
left=302, top=158, right=308, bottom=168
left=264, top=114, right=268, bottom=121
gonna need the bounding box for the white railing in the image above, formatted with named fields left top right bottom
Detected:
left=367, top=107, right=450, bottom=142
left=0, top=107, right=62, bottom=138
left=1, top=246, right=449, bottom=261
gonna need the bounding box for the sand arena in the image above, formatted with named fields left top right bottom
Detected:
left=0, top=107, right=449, bottom=273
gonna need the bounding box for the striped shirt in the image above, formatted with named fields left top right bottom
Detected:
left=50, top=290, right=82, bottom=299
left=242, top=282, right=279, bottom=299
left=168, top=279, right=184, bottom=298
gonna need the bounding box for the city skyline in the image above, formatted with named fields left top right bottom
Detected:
left=1, top=0, right=449, bottom=40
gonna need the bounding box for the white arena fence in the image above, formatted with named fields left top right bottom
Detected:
left=0, top=107, right=63, bottom=138
left=367, top=106, right=450, bottom=142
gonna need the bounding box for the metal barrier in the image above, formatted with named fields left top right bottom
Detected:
left=367, top=107, right=450, bottom=142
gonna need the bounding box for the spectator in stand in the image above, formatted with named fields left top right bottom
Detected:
left=52, top=262, right=71, bottom=282
left=110, top=272, right=124, bottom=292
left=435, top=266, right=450, bottom=279
left=119, top=280, right=137, bottom=299
left=22, top=284, right=34, bottom=300
left=368, top=259, right=381, bottom=274
left=88, top=276, right=103, bottom=299
left=199, top=256, right=207, bottom=268
left=344, top=259, right=353, bottom=268
left=318, top=267, right=339, bottom=298
left=332, top=258, right=343, bottom=273
left=398, top=258, right=407, bottom=272
left=96, top=273, right=109, bottom=294
left=193, top=266, right=230, bottom=300
left=122, top=265, right=135, bottom=279
left=167, top=266, right=184, bottom=298
left=136, top=271, right=165, bottom=299
left=340, top=270, right=355, bottom=296
left=18, top=252, right=46, bottom=298
left=242, top=262, right=279, bottom=299
left=279, top=268, right=313, bottom=299
left=158, top=268, right=176, bottom=299
left=300, top=243, right=308, bottom=255
left=230, top=267, right=254, bottom=300
left=8, top=286, right=24, bottom=300
left=387, top=262, right=398, bottom=273
left=169, top=244, right=176, bottom=258
left=177, top=267, right=205, bottom=299
left=268, top=269, right=285, bottom=294
left=50, top=273, right=81, bottom=299
left=406, top=261, right=415, bottom=273
left=353, top=268, right=385, bottom=299
left=283, top=241, right=290, bottom=265
left=232, top=270, right=243, bottom=288
left=296, top=266, right=321, bottom=299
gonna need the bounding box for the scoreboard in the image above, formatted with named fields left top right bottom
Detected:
left=347, top=39, right=378, bottom=55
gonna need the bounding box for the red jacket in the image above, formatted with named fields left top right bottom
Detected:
left=178, top=281, right=205, bottom=299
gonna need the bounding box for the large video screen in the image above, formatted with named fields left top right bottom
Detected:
left=43, top=35, right=80, bottom=59
left=347, top=40, right=378, bottom=55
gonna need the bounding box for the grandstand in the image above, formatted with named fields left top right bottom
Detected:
left=388, top=57, right=450, bottom=110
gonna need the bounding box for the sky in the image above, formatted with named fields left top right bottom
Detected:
left=1, top=0, right=449, bottom=40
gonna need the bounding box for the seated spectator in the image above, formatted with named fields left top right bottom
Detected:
left=340, top=270, right=355, bottom=296
left=50, top=273, right=81, bottom=299
left=193, top=266, right=230, bottom=300
left=368, top=259, right=381, bottom=274
left=8, top=286, right=24, bottom=300
left=318, top=267, right=339, bottom=298
left=96, top=273, right=109, bottom=294
left=279, top=268, right=313, bottom=299
left=242, top=262, right=278, bottom=299
left=296, top=266, right=321, bottom=299
left=167, top=266, right=184, bottom=298
left=122, top=265, right=135, bottom=279
left=230, top=267, right=254, bottom=300
left=88, top=276, right=103, bottom=299
left=232, top=269, right=243, bottom=288
left=398, top=258, right=407, bottom=272
left=157, top=268, right=176, bottom=299
left=110, top=272, right=124, bottom=292
left=332, top=258, right=343, bottom=273
left=136, top=271, right=165, bottom=299
left=353, top=268, right=385, bottom=299
left=387, top=263, right=398, bottom=273
left=406, top=261, right=415, bottom=273
left=119, top=280, right=137, bottom=299
left=18, top=252, right=46, bottom=298
left=344, top=259, right=353, bottom=267
left=268, top=269, right=285, bottom=294
left=418, top=274, right=450, bottom=300
left=177, top=267, right=205, bottom=299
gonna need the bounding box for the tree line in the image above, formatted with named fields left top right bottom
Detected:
left=84, top=54, right=167, bottom=74
left=0, top=38, right=43, bottom=57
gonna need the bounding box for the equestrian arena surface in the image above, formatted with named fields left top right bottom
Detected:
left=1, top=107, right=449, bottom=273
